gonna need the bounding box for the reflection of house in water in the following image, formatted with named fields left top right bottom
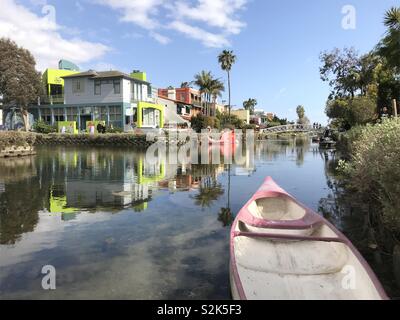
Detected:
left=47, top=150, right=176, bottom=216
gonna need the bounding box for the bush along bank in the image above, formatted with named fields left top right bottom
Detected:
left=0, top=132, right=37, bottom=158
left=338, top=118, right=400, bottom=233
left=336, top=118, right=400, bottom=293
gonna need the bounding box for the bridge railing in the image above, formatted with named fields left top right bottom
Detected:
left=260, top=124, right=320, bottom=134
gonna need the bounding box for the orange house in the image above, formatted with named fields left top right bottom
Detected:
left=158, top=87, right=203, bottom=120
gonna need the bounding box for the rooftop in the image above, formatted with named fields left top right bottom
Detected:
left=62, top=70, right=149, bottom=83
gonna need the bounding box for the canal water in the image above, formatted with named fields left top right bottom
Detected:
left=0, top=138, right=398, bottom=299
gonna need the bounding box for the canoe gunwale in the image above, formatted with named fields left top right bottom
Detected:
left=230, top=176, right=389, bottom=300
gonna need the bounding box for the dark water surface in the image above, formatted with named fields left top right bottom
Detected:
left=0, top=139, right=398, bottom=299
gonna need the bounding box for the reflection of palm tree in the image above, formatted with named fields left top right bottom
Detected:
left=192, top=179, right=224, bottom=208
left=218, top=164, right=233, bottom=227
left=218, top=207, right=233, bottom=227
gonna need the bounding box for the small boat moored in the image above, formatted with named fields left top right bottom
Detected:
left=230, top=177, right=388, bottom=300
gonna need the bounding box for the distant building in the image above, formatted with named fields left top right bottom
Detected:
left=158, top=87, right=202, bottom=121
left=231, top=109, right=250, bottom=124
left=251, top=110, right=275, bottom=126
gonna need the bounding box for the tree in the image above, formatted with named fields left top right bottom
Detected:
left=0, top=38, right=41, bottom=130
left=194, top=70, right=212, bottom=116
left=209, top=78, right=225, bottom=116
left=296, top=105, right=305, bottom=120
left=190, top=113, right=220, bottom=132
left=326, top=96, right=377, bottom=129
left=296, top=105, right=310, bottom=125
left=243, top=98, right=257, bottom=115
left=180, top=82, right=192, bottom=88
left=218, top=50, right=236, bottom=117
left=378, top=7, right=400, bottom=72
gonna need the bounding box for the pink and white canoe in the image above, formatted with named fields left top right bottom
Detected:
left=230, top=177, right=388, bottom=300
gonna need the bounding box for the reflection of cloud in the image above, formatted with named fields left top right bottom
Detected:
left=0, top=211, right=114, bottom=268
left=0, top=206, right=228, bottom=299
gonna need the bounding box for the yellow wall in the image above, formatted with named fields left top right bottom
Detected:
left=43, top=69, right=79, bottom=95
left=231, top=109, right=250, bottom=124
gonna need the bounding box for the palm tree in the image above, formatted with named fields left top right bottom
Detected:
left=210, top=78, right=225, bottom=116
left=243, top=98, right=257, bottom=115
left=194, top=71, right=213, bottom=116
left=180, top=81, right=192, bottom=88
left=379, top=7, right=400, bottom=71
left=218, top=50, right=236, bottom=117
left=384, top=7, right=400, bottom=30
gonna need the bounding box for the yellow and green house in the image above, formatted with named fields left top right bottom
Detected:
left=29, top=62, right=165, bottom=132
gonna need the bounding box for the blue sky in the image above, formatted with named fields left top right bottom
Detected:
left=0, top=0, right=398, bottom=123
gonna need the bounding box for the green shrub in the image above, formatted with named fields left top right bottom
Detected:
left=340, top=118, right=400, bottom=230
left=33, top=120, right=57, bottom=134
left=190, top=114, right=220, bottom=132
left=0, top=131, right=37, bottom=147
left=106, top=126, right=123, bottom=134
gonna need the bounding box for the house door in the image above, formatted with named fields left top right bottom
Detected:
left=80, top=115, right=91, bottom=131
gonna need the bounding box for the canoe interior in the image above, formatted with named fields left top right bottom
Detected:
left=232, top=221, right=383, bottom=300
left=249, top=195, right=306, bottom=221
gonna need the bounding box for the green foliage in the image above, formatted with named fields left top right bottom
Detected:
left=217, top=112, right=244, bottom=129
left=190, top=114, right=220, bottom=132
left=296, top=105, right=305, bottom=119
left=243, top=98, right=257, bottom=115
left=0, top=131, right=37, bottom=147
left=218, top=50, right=236, bottom=72
left=326, top=96, right=378, bottom=129
left=340, top=118, right=400, bottom=231
left=32, top=120, right=57, bottom=134
left=193, top=71, right=224, bottom=116
left=106, top=126, right=123, bottom=133
left=0, top=38, right=42, bottom=108
left=378, top=7, right=400, bottom=72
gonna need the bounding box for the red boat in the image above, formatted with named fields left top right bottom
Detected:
left=230, top=177, right=388, bottom=300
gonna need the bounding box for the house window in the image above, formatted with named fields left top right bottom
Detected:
left=66, top=107, right=78, bottom=121
left=132, top=82, right=138, bottom=101
left=41, top=108, right=52, bottom=124
left=113, top=80, right=121, bottom=94
left=53, top=108, right=65, bottom=122
left=109, top=105, right=122, bottom=127
left=94, top=80, right=101, bottom=95
left=72, top=79, right=84, bottom=93
left=94, top=106, right=108, bottom=122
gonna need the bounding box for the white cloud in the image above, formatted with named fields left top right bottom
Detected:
left=95, top=0, right=248, bottom=48
left=0, top=0, right=110, bottom=71
left=169, top=21, right=230, bottom=48
left=95, top=0, right=164, bottom=30
left=174, top=0, right=247, bottom=35
left=149, top=31, right=171, bottom=45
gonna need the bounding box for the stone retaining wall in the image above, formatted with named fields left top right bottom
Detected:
left=34, top=133, right=155, bottom=148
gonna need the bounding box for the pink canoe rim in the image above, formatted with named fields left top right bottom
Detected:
left=230, top=177, right=389, bottom=300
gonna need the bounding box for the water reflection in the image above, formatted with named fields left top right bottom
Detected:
left=3, top=137, right=395, bottom=299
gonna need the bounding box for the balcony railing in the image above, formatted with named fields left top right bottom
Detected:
left=131, top=95, right=156, bottom=104
left=40, top=95, right=64, bottom=105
